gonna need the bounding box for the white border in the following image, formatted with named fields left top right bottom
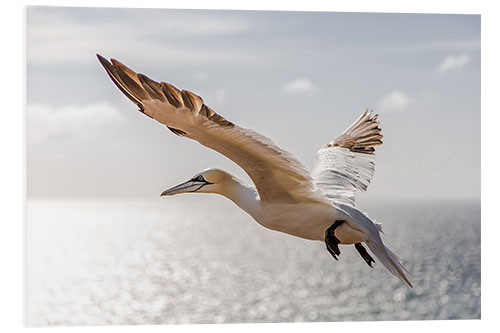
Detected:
left=3, top=1, right=498, bottom=332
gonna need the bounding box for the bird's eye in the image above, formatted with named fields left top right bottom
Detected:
left=196, top=175, right=205, bottom=182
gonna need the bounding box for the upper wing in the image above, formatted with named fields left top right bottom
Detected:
left=311, top=109, right=383, bottom=206
left=97, top=55, right=328, bottom=204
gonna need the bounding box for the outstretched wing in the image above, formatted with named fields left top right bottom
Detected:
left=311, top=109, right=383, bottom=206
left=97, top=55, right=328, bottom=204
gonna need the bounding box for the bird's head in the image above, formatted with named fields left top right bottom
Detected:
left=160, top=168, right=232, bottom=196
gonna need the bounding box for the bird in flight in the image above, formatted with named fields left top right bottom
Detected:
left=97, top=54, right=412, bottom=288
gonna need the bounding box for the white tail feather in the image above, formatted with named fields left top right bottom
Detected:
left=333, top=202, right=412, bottom=288
left=366, top=239, right=413, bottom=288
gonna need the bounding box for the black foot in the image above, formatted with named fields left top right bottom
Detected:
left=325, top=220, right=344, bottom=260
left=355, top=243, right=375, bottom=267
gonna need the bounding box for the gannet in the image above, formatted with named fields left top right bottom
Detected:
left=97, top=54, right=412, bottom=287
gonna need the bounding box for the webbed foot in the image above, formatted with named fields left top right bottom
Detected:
left=355, top=243, right=375, bottom=267
left=325, top=220, right=344, bottom=260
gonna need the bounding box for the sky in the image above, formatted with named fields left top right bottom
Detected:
left=26, top=7, right=481, bottom=201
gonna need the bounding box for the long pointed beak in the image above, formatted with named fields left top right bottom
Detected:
left=160, top=180, right=206, bottom=196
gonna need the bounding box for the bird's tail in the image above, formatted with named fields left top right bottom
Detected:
left=365, top=238, right=413, bottom=288
left=335, top=202, right=412, bottom=287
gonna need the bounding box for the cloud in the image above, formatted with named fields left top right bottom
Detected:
left=388, top=39, right=480, bottom=54
left=377, top=91, right=410, bottom=112
left=27, top=101, right=124, bottom=143
left=438, top=54, right=471, bottom=73
left=283, top=78, right=316, bottom=94
left=27, top=7, right=265, bottom=66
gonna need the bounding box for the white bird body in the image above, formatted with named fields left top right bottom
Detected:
left=211, top=175, right=362, bottom=242
left=254, top=201, right=349, bottom=241
left=97, top=55, right=412, bottom=287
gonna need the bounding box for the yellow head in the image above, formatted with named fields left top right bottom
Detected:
left=160, top=168, right=233, bottom=196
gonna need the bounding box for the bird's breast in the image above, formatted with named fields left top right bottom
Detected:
left=251, top=202, right=347, bottom=241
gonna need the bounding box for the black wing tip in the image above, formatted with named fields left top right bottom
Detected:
left=96, top=54, right=115, bottom=73
left=97, top=54, right=124, bottom=69
left=96, top=53, right=109, bottom=66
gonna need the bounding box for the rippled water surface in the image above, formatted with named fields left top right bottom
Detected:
left=26, top=198, right=480, bottom=326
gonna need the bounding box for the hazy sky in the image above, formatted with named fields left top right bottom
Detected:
left=26, top=7, right=480, bottom=201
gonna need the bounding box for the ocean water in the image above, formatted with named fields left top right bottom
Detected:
left=25, top=197, right=480, bottom=326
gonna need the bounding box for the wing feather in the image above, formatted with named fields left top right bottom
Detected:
left=97, top=54, right=326, bottom=204
left=312, top=109, right=383, bottom=206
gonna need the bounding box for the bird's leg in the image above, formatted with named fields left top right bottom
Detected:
left=325, top=220, right=344, bottom=260
left=354, top=243, right=375, bottom=267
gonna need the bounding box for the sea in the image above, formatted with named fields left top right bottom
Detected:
left=25, top=197, right=481, bottom=326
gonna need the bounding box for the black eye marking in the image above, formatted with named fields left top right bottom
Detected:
left=191, top=174, right=213, bottom=185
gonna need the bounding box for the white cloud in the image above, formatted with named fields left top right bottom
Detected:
left=387, top=39, right=480, bottom=54
left=27, top=101, right=124, bottom=143
left=283, top=78, right=316, bottom=94
left=438, top=54, right=471, bottom=73
left=28, top=29, right=266, bottom=67
left=27, top=8, right=265, bottom=66
left=377, top=91, right=410, bottom=112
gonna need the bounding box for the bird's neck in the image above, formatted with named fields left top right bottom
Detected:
left=217, top=176, right=260, bottom=217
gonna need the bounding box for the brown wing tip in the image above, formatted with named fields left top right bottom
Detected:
left=96, top=54, right=115, bottom=75
left=109, top=57, right=126, bottom=69
left=96, top=54, right=146, bottom=108
left=96, top=53, right=108, bottom=66
left=181, top=90, right=204, bottom=113
left=160, top=82, right=183, bottom=107
left=97, top=54, right=234, bottom=128
left=331, top=108, right=383, bottom=154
